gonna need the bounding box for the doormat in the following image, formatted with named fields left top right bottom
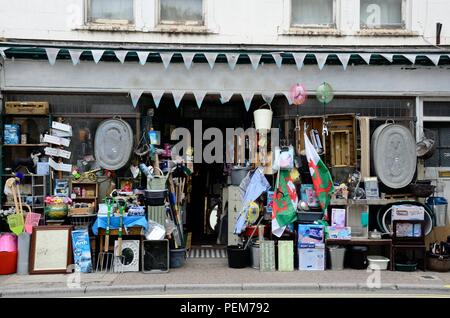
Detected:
left=188, top=246, right=227, bottom=258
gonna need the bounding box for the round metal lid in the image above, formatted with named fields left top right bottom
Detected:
left=372, top=123, right=416, bottom=189
left=94, top=118, right=133, bottom=170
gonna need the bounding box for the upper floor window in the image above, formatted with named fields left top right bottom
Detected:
left=360, top=0, right=404, bottom=29
left=291, top=0, right=335, bottom=28
left=159, top=0, right=204, bottom=26
left=87, top=0, right=134, bottom=24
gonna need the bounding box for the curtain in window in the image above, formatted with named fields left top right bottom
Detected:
left=90, top=0, right=133, bottom=22
left=160, top=0, right=203, bottom=23
left=360, top=0, right=402, bottom=28
left=291, top=0, right=334, bottom=26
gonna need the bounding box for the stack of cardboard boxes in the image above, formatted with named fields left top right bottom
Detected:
left=298, top=224, right=325, bottom=270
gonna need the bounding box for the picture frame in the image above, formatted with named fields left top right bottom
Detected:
left=29, top=225, right=73, bottom=274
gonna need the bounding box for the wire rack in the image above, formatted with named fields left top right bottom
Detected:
left=69, top=214, right=96, bottom=229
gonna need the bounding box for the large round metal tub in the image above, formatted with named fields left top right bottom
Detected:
left=372, top=123, right=416, bottom=189
left=94, top=118, right=133, bottom=170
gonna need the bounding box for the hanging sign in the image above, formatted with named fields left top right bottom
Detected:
left=44, top=147, right=72, bottom=160
left=43, top=134, right=70, bottom=147
left=49, top=158, right=72, bottom=172
left=52, top=121, right=72, bottom=134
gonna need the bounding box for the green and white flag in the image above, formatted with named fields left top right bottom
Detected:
left=304, top=132, right=335, bottom=220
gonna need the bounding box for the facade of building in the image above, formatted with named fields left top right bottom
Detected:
left=1, top=1, right=450, bottom=242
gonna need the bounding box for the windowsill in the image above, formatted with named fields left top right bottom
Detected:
left=152, top=25, right=214, bottom=34
left=281, top=27, right=342, bottom=36
left=357, top=28, right=419, bottom=37
left=76, top=24, right=138, bottom=32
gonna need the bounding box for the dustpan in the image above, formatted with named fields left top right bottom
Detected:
left=8, top=213, right=24, bottom=235
left=25, top=210, right=41, bottom=234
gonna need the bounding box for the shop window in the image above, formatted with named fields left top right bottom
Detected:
left=291, top=0, right=335, bottom=28
left=360, top=0, right=404, bottom=29
left=424, top=123, right=450, bottom=168
left=424, top=101, right=450, bottom=117
left=86, top=0, right=134, bottom=24
left=159, top=0, right=204, bottom=26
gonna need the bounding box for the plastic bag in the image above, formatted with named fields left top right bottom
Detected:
left=145, top=220, right=166, bottom=240
left=272, top=146, right=294, bottom=170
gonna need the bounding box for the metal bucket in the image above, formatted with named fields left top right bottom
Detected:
left=250, top=241, right=260, bottom=269
left=17, top=233, right=30, bottom=275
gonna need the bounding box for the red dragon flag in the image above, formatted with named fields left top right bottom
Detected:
left=304, top=132, right=335, bottom=220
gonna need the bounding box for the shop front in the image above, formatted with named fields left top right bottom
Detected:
left=1, top=46, right=450, bottom=275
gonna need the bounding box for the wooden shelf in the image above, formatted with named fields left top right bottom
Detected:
left=72, top=197, right=97, bottom=200
left=3, top=144, right=48, bottom=147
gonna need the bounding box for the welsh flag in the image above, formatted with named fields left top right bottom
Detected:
left=304, top=132, right=335, bottom=220
left=271, top=170, right=298, bottom=237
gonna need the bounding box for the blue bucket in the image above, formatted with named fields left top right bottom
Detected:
left=170, top=248, right=187, bottom=268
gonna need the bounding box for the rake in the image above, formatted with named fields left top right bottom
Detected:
left=96, top=197, right=115, bottom=273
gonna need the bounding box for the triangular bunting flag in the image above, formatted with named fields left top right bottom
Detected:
left=315, top=53, right=328, bottom=70
left=403, top=54, right=417, bottom=64
left=336, top=53, right=351, bottom=70
left=226, top=53, right=239, bottom=70
left=272, top=53, right=283, bottom=68
left=381, top=54, right=394, bottom=63
left=91, top=50, right=105, bottom=64
left=262, top=93, right=274, bottom=105
left=193, top=91, right=207, bottom=109
left=241, top=93, right=254, bottom=111
left=248, top=54, right=262, bottom=70
left=220, top=91, right=234, bottom=104
left=292, top=53, right=306, bottom=70
left=137, top=51, right=150, bottom=65
left=130, top=89, right=144, bottom=108
left=160, top=52, right=174, bottom=69
left=426, top=54, right=441, bottom=66
left=68, top=49, right=83, bottom=65
left=45, top=48, right=60, bottom=66
left=151, top=90, right=165, bottom=108
left=204, top=52, right=217, bottom=69
left=172, top=91, right=184, bottom=108
left=114, top=50, right=128, bottom=64
left=182, top=52, right=196, bottom=69
left=359, top=53, right=372, bottom=64
left=0, top=47, right=9, bottom=59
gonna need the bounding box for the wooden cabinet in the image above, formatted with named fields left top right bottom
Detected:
left=223, top=185, right=243, bottom=246
left=70, top=180, right=99, bottom=209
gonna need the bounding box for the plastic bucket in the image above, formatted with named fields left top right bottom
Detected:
left=169, top=248, right=187, bottom=268
left=250, top=241, right=260, bottom=269
left=328, top=246, right=345, bottom=270
left=426, top=197, right=448, bottom=227
left=0, top=251, right=17, bottom=275
left=367, top=255, right=390, bottom=270
left=0, top=233, right=17, bottom=252
left=227, top=245, right=250, bottom=268
left=253, top=108, right=273, bottom=131
left=231, top=168, right=249, bottom=186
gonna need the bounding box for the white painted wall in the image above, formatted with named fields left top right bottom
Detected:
left=0, top=0, right=449, bottom=47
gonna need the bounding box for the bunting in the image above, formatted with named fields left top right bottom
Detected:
left=315, top=53, right=328, bottom=70
left=336, top=53, right=351, bottom=70
left=114, top=50, right=128, bottom=64
left=137, top=51, right=150, bottom=65
left=292, top=53, right=307, bottom=70
left=160, top=52, right=174, bottom=69
left=68, top=49, right=83, bottom=65
left=226, top=53, right=239, bottom=70
left=91, top=50, right=105, bottom=64
left=151, top=90, right=165, bottom=108
left=130, top=89, right=144, bottom=108
left=45, top=48, right=60, bottom=66
left=182, top=52, right=196, bottom=69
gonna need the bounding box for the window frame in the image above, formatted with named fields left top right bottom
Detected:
left=158, top=0, right=205, bottom=27
left=359, top=0, right=406, bottom=30
left=290, top=0, right=337, bottom=29
left=85, top=0, right=135, bottom=25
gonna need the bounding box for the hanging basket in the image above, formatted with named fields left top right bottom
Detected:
left=253, top=103, right=273, bottom=131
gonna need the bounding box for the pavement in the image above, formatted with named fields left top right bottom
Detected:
left=1, top=258, right=450, bottom=297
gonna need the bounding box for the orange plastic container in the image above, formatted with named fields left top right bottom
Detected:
left=0, top=251, right=17, bottom=275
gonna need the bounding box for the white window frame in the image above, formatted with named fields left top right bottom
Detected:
left=359, top=0, right=408, bottom=30
left=85, top=0, right=135, bottom=25
left=157, top=0, right=205, bottom=27
left=289, top=0, right=337, bottom=29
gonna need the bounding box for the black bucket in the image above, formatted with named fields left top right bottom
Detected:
left=227, top=245, right=250, bottom=268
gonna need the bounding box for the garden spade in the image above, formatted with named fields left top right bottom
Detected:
left=96, top=197, right=115, bottom=273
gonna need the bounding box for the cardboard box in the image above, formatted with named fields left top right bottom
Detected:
left=298, top=224, right=325, bottom=248
left=327, top=226, right=352, bottom=240
left=331, top=208, right=346, bottom=227
left=392, top=205, right=424, bottom=221
left=4, top=124, right=20, bottom=144
left=298, top=248, right=325, bottom=271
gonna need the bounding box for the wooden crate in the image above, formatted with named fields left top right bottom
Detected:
left=296, top=116, right=325, bottom=155
left=5, top=102, right=49, bottom=115
left=325, top=114, right=357, bottom=167
left=330, top=130, right=351, bottom=167
left=69, top=207, right=95, bottom=216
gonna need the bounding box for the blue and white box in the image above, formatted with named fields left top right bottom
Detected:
left=72, top=229, right=93, bottom=273
left=298, top=247, right=325, bottom=271
left=4, top=124, right=20, bottom=144
left=298, top=224, right=325, bottom=248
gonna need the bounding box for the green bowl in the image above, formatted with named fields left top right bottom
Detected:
left=45, top=205, right=68, bottom=220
